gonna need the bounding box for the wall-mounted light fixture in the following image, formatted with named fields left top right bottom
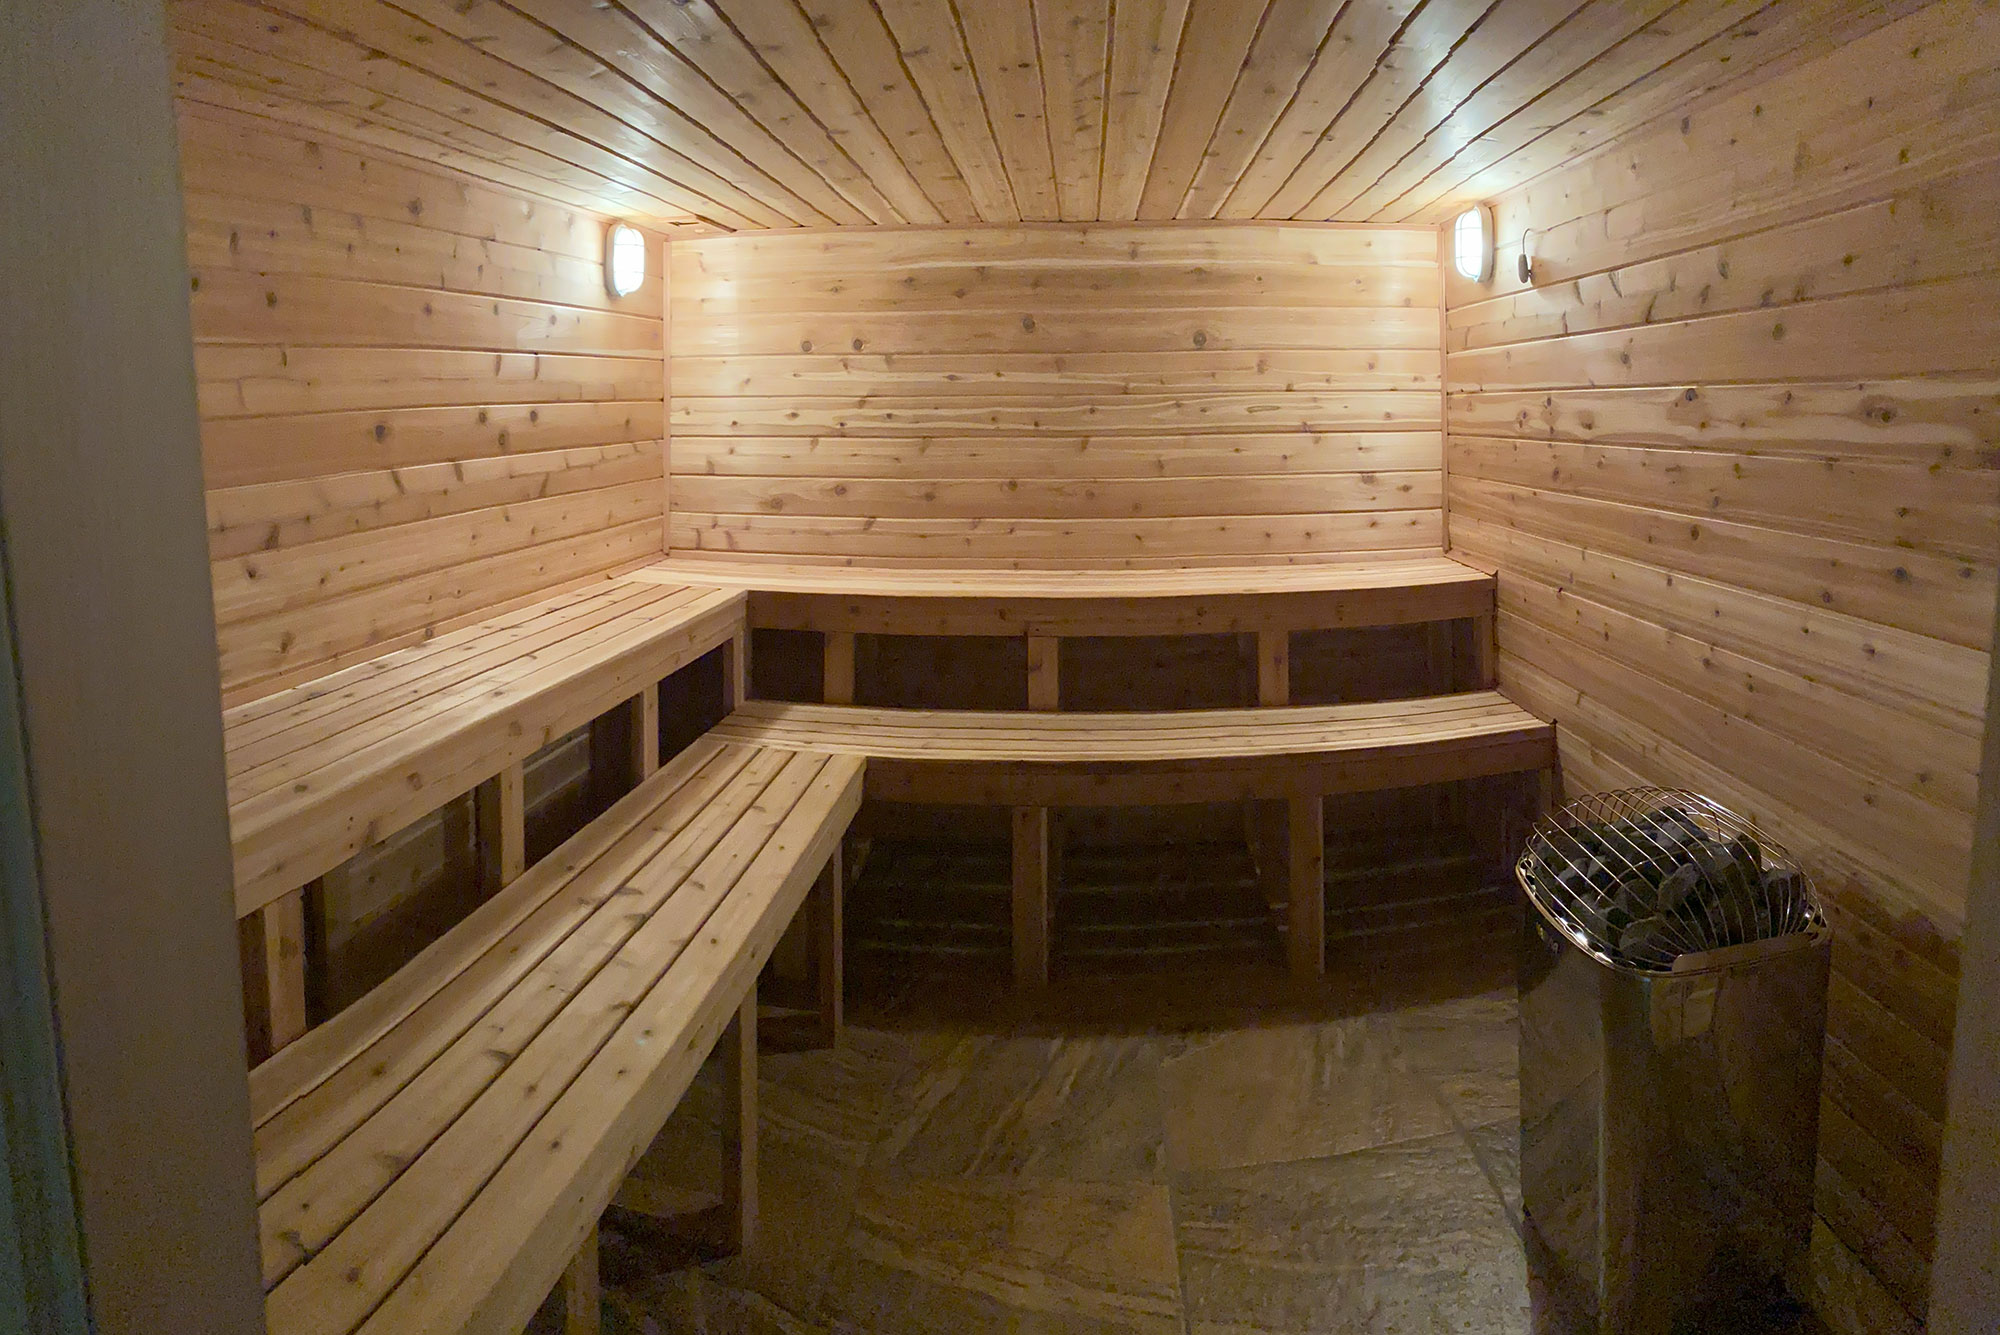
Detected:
left=1452, top=205, right=1494, bottom=283
left=605, top=222, right=646, bottom=297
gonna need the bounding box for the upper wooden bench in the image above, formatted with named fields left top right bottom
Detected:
left=249, top=736, right=862, bottom=1335
left=634, top=555, right=1493, bottom=637
left=224, top=573, right=745, bottom=1062
left=709, top=694, right=1554, bottom=983
left=225, top=575, right=745, bottom=917
left=634, top=555, right=1497, bottom=709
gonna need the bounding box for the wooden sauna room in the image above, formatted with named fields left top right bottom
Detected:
left=3, top=0, right=1997, bottom=1333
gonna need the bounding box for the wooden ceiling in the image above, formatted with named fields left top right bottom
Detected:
left=167, top=0, right=1909, bottom=232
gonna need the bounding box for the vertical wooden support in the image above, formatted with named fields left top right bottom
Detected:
left=721, top=987, right=758, bottom=1255
left=1012, top=806, right=1051, bottom=989
left=476, top=760, right=526, bottom=893
left=1256, top=628, right=1289, bottom=706
left=561, top=1221, right=600, bottom=1335
left=1472, top=610, right=1497, bottom=689
left=816, top=846, right=844, bottom=1047
left=1286, top=794, right=1325, bottom=978
left=723, top=628, right=750, bottom=711
left=631, top=683, right=660, bottom=781
left=240, top=888, right=310, bottom=1063
left=1026, top=634, right=1060, bottom=710
left=823, top=629, right=855, bottom=705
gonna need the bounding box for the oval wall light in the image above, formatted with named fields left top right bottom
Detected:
left=1452, top=205, right=1494, bottom=283
left=605, top=222, right=646, bottom=297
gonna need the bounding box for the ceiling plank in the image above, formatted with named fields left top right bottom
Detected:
left=1098, top=0, right=1191, bottom=220
left=1305, top=0, right=1588, bottom=219
left=498, top=0, right=868, bottom=225
left=796, top=0, right=985, bottom=222
left=875, top=0, right=1022, bottom=221
left=1177, top=0, right=1345, bottom=219
left=1218, top=0, right=1420, bottom=218
left=614, top=0, right=910, bottom=223
left=1391, top=0, right=1846, bottom=220
left=173, top=66, right=683, bottom=225
left=711, top=0, right=949, bottom=224
left=958, top=0, right=1063, bottom=220
left=382, top=0, right=829, bottom=228
left=1034, top=0, right=1111, bottom=222
left=1136, top=0, right=1270, bottom=219
left=1335, top=0, right=1680, bottom=221
left=1262, top=0, right=1490, bottom=219
left=267, top=0, right=796, bottom=228
left=167, top=10, right=701, bottom=224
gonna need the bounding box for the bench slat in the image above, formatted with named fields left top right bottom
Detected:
left=251, top=743, right=764, bottom=1194
left=225, top=583, right=690, bottom=771
left=257, top=743, right=863, bottom=1335
left=246, top=737, right=733, bottom=1126
left=225, top=578, right=746, bottom=915
left=708, top=694, right=1554, bottom=806
left=353, top=752, right=859, bottom=1335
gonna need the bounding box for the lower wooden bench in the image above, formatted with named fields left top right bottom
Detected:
left=709, top=693, right=1555, bottom=986
left=246, top=737, right=863, bottom=1335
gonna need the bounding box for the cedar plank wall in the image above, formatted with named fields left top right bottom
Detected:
left=667, top=224, right=1441, bottom=567
left=178, top=104, right=668, bottom=704
left=1442, top=3, right=2000, bottom=1329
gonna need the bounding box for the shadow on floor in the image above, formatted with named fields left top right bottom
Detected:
left=539, top=839, right=1822, bottom=1335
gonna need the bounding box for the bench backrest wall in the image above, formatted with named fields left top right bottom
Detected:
left=667, top=222, right=1443, bottom=568
left=1442, top=3, right=2000, bottom=1326
left=177, top=103, right=670, bottom=704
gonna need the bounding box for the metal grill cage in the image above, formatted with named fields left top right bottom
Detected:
left=1516, top=787, right=1822, bottom=973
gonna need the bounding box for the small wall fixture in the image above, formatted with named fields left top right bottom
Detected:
left=605, top=222, right=646, bottom=297
left=1518, top=227, right=1537, bottom=284
left=1452, top=205, right=1494, bottom=283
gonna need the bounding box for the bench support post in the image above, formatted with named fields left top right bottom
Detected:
left=560, top=1221, right=599, bottom=1335
left=1026, top=635, right=1060, bottom=711
left=1286, top=794, right=1325, bottom=978
left=724, top=628, right=750, bottom=710
left=239, top=887, right=310, bottom=1063
left=816, top=845, right=843, bottom=1047
left=1472, top=610, right=1497, bottom=689
left=1256, top=629, right=1289, bottom=706
left=822, top=630, right=854, bottom=705
left=631, top=683, right=660, bottom=781
left=721, top=987, right=757, bottom=1255
left=476, top=760, right=526, bottom=893
left=1012, top=806, right=1051, bottom=989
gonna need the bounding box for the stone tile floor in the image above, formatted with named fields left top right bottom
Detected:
left=581, top=957, right=1562, bottom=1335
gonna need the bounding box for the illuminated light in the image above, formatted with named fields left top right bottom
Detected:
left=1453, top=206, right=1494, bottom=283
left=606, top=223, right=646, bottom=297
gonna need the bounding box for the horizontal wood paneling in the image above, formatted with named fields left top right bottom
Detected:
left=669, top=224, right=1443, bottom=568
left=178, top=104, right=667, bottom=700
left=1443, top=5, right=1999, bottom=1327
